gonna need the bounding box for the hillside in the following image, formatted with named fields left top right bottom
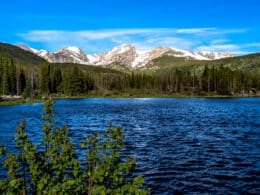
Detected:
left=141, top=53, right=260, bottom=75
left=52, top=63, right=125, bottom=75
left=0, top=43, right=47, bottom=67
left=0, top=43, right=125, bottom=75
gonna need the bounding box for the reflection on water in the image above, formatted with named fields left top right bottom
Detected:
left=0, top=98, right=259, bottom=194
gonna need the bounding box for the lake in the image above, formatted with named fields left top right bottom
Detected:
left=0, top=98, right=259, bottom=194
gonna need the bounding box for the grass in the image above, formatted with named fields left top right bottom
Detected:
left=0, top=99, right=41, bottom=106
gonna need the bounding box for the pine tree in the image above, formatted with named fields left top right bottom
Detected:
left=2, top=63, right=9, bottom=95
left=50, top=66, right=62, bottom=93
left=23, top=78, right=32, bottom=98
left=8, top=59, right=16, bottom=95
left=202, top=65, right=211, bottom=93
left=40, top=64, right=51, bottom=96
left=16, top=68, right=26, bottom=95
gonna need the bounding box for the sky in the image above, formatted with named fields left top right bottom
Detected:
left=1, top=0, right=260, bottom=54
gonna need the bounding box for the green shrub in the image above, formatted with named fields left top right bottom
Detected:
left=0, top=99, right=149, bottom=194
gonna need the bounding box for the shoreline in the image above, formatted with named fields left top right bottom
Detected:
left=1, top=94, right=259, bottom=106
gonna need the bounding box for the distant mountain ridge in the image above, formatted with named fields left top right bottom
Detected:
left=1, top=42, right=259, bottom=74
left=17, top=44, right=234, bottom=68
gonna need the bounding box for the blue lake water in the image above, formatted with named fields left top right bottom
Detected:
left=0, top=98, right=260, bottom=194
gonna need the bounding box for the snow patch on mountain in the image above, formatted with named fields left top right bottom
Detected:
left=51, top=46, right=89, bottom=64
left=17, top=44, right=50, bottom=59
left=17, top=44, right=235, bottom=69
left=197, top=51, right=234, bottom=59
left=56, top=46, right=82, bottom=55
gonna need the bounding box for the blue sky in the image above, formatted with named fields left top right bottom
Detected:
left=1, top=0, right=260, bottom=54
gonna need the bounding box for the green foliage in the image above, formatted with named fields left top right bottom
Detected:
left=0, top=57, right=25, bottom=96
left=8, top=59, right=16, bottom=95
left=22, top=79, right=32, bottom=98
left=81, top=124, right=147, bottom=194
left=50, top=66, right=62, bottom=93
left=1, top=63, right=9, bottom=95
left=0, top=100, right=149, bottom=194
left=16, top=68, right=26, bottom=95
left=61, top=66, right=94, bottom=96
left=40, top=63, right=51, bottom=96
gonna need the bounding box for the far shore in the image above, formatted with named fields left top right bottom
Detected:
left=0, top=93, right=259, bottom=106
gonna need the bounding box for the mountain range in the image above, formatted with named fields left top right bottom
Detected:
left=17, top=44, right=234, bottom=69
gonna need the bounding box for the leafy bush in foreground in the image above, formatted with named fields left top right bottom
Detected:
left=0, top=100, right=148, bottom=194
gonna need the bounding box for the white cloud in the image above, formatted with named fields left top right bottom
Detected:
left=146, top=37, right=197, bottom=49
left=196, top=41, right=260, bottom=55
left=210, top=39, right=230, bottom=45
left=242, top=42, right=260, bottom=47
left=19, top=30, right=68, bottom=42
left=176, top=28, right=216, bottom=34
left=18, top=28, right=252, bottom=54
left=196, top=44, right=240, bottom=52
left=19, top=28, right=177, bottom=42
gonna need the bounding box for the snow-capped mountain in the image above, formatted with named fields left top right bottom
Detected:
left=17, top=45, right=88, bottom=64
left=17, top=44, right=235, bottom=69
left=87, top=44, right=137, bottom=66
left=17, top=44, right=50, bottom=59
left=48, top=46, right=89, bottom=64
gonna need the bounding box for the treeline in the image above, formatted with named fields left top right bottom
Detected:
left=0, top=56, right=259, bottom=97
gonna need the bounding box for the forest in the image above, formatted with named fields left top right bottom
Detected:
left=0, top=55, right=259, bottom=99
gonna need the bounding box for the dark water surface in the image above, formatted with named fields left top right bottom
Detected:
left=0, top=98, right=260, bottom=194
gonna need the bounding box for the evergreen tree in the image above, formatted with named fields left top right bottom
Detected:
left=40, top=64, right=51, bottom=96
left=50, top=66, right=62, bottom=93
left=202, top=65, right=211, bottom=93
left=23, top=78, right=32, bottom=98
left=69, top=67, right=84, bottom=95
left=16, top=68, right=26, bottom=95
left=8, top=59, right=16, bottom=95
left=2, top=63, right=9, bottom=95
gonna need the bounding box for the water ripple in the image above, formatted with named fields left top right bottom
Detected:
left=0, top=98, right=259, bottom=194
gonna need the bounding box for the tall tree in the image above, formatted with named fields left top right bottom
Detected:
left=2, top=63, right=9, bottom=95
left=202, top=65, right=211, bottom=93
left=40, top=63, right=51, bottom=96
left=50, top=66, right=62, bottom=93
left=8, top=59, right=16, bottom=95
left=23, top=78, right=32, bottom=98
left=16, top=68, right=26, bottom=95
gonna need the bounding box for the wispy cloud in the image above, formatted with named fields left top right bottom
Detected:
left=175, top=28, right=216, bottom=34
left=196, top=44, right=240, bottom=52
left=19, top=28, right=177, bottom=42
left=18, top=27, right=256, bottom=54
left=210, top=39, right=230, bottom=45
left=243, top=42, right=260, bottom=47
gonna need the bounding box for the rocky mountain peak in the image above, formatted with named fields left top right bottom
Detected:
left=50, top=46, right=88, bottom=64
left=109, top=44, right=136, bottom=54
left=56, top=46, right=83, bottom=55
left=101, top=44, right=137, bottom=65
left=17, top=44, right=235, bottom=68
